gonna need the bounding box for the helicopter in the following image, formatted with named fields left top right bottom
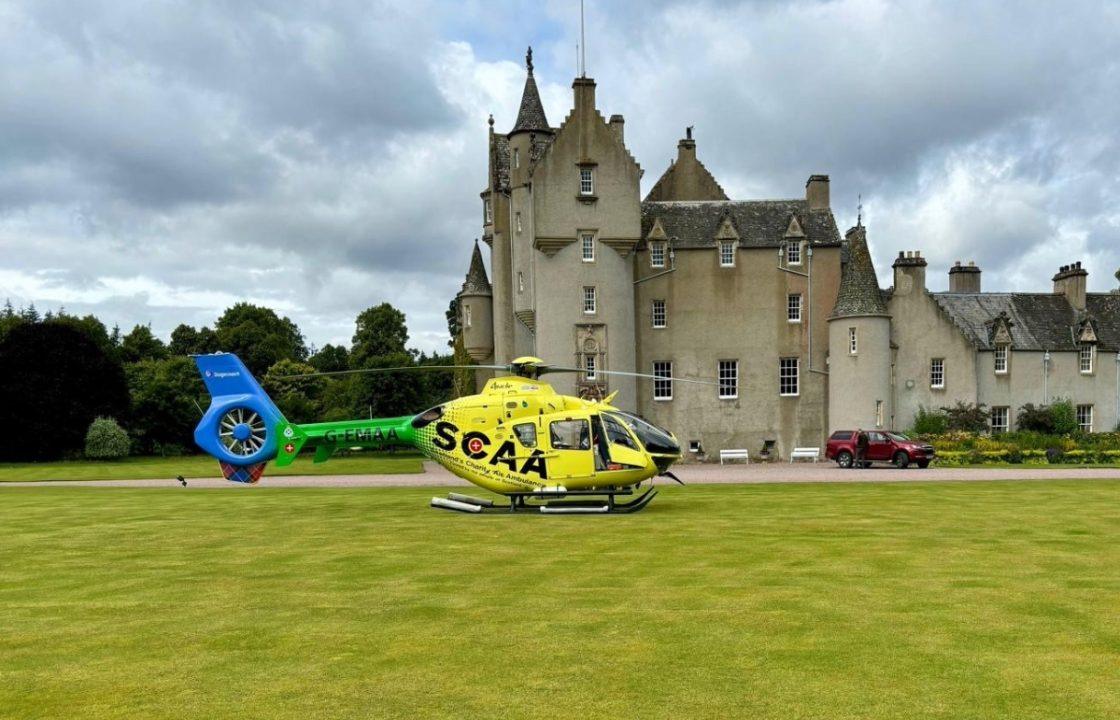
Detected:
left=192, top=353, right=708, bottom=514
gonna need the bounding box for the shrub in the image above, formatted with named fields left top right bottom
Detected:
left=84, top=417, right=131, bottom=460
left=1050, top=400, right=1078, bottom=435
left=942, top=402, right=990, bottom=433
left=912, top=406, right=948, bottom=435
left=1045, top=447, right=1065, bottom=464
left=1016, top=403, right=1055, bottom=434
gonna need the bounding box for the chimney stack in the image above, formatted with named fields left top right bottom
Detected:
left=892, top=250, right=928, bottom=296
left=572, top=76, right=596, bottom=115
left=806, top=175, right=830, bottom=210
left=1053, top=260, right=1088, bottom=311
left=949, top=260, right=982, bottom=293
left=608, top=114, right=624, bottom=144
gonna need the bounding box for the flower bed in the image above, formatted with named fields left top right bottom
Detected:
left=915, top=432, right=1120, bottom=466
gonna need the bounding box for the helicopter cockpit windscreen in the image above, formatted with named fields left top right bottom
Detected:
left=607, top=412, right=680, bottom=455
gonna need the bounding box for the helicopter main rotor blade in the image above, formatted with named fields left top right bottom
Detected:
left=540, top=366, right=719, bottom=386
left=275, top=364, right=511, bottom=380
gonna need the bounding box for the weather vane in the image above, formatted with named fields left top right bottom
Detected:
left=526, top=46, right=533, bottom=74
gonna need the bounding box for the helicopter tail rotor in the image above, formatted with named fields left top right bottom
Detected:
left=192, top=353, right=299, bottom=483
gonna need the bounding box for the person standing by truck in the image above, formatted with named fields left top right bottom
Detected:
left=853, top=429, right=868, bottom=469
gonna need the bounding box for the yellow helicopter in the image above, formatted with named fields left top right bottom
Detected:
left=193, top=354, right=704, bottom=514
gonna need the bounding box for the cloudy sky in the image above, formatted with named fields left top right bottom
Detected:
left=2, top=0, right=1118, bottom=353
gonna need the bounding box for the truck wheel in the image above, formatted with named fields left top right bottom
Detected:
left=893, top=451, right=910, bottom=469
left=837, top=451, right=853, bottom=468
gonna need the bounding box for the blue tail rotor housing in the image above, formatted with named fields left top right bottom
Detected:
left=193, top=353, right=286, bottom=466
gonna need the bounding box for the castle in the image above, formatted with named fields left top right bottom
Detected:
left=456, top=51, right=1120, bottom=460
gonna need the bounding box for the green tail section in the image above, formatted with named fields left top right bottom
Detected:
left=273, top=415, right=417, bottom=467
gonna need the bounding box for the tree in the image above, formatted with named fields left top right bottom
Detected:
left=350, top=352, right=424, bottom=418
left=169, top=324, right=219, bottom=356
left=309, top=343, right=350, bottom=373
left=0, top=322, right=130, bottom=460
left=121, top=324, right=168, bottom=363
left=445, top=297, right=461, bottom=347
left=1016, top=403, right=1055, bottom=434
left=125, top=357, right=207, bottom=454
left=262, top=359, right=326, bottom=421
left=215, top=303, right=307, bottom=375
left=351, top=303, right=409, bottom=366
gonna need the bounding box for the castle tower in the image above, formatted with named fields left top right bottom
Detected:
left=827, top=224, right=892, bottom=432
left=458, top=240, right=494, bottom=363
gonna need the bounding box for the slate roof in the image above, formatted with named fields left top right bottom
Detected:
left=831, top=226, right=888, bottom=317
left=489, top=134, right=509, bottom=193
left=510, top=71, right=551, bottom=136
left=459, top=241, right=491, bottom=296
left=640, top=200, right=841, bottom=249
left=931, top=292, right=1120, bottom=351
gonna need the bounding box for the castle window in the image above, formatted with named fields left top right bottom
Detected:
left=484, top=198, right=492, bottom=224
left=930, top=358, right=945, bottom=389
left=848, top=327, right=858, bottom=355
left=650, top=241, right=666, bottom=268
left=579, top=167, right=594, bottom=195
left=779, top=357, right=799, bottom=397
left=513, top=148, right=520, bottom=168
left=515, top=212, right=522, bottom=233
left=786, top=241, right=802, bottom=265
left=1080, top=345, right=1094, bottom=374
left=994, top=346, right=1008, bottom=374
left=464, top=304, right=472, bottom=329
left=1077, top=404, right=1093, bottom=432
left=651, top=299, right=666, bottom=329
left=875, top=400, right=884, bottom=428
left=583, top=286, right=597, bottom=314
left=581, top=233, right=595, bottom=262
left=718, top=360, right=738, bottom=400
left=517, top=271, right=524, bottom=293
left=719, top=241, right=735, bottom=267
left=788, top=294, right=802, bottom=323
left=653, top=361, right=672, bottom=401
left=584, top=354, right=597, bottom=381
left=991, top=406, right=1009, bottom=433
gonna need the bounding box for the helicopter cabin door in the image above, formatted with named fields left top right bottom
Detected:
left=545, top=414, right=595, bottom=481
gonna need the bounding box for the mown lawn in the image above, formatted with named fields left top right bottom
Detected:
left=0, top=452, right=424, bottom=482
left=2, top=481, right=1119, bottom=719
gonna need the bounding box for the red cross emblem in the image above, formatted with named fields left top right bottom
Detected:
left=284, top=443, right=295, bottom=454
left=467, top=437, right=484, bottom=454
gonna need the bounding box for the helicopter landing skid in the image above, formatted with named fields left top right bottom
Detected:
left=430, top=486, right=658, bottom=515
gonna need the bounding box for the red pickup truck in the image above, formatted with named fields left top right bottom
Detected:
left=825, top=430, right=935, bottom=469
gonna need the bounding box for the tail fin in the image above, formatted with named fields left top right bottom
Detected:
left=193, top=353, right=303, bottom=483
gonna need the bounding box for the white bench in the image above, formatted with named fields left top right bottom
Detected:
left=790, top=447, right=821, bottom=463
left=719, top=449, right=749, bottom=465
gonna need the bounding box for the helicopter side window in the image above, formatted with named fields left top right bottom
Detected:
left=513, top=423, right=537, bottom=449
left=601, top=413, right=638, bottom=450
left=411, top=405, right=444, bottom=429
left=550, top=419, right=590, bottom=450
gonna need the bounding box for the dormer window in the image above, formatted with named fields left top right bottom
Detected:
left=579, top=167, right=594, bottom=195
left=719, top=241, right=735, bottom=267
left=786, top=241, right=802, bottom=265
left=994, top=345, right=1009, bottom=374
left=1080, top=345, right=1095, bottom=374
left=650, top=241, right=666, bottom=268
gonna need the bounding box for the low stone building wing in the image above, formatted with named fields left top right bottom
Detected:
left=931, top=293, right=1120, bottom=351
left=639, top=200, right=841, bottom=249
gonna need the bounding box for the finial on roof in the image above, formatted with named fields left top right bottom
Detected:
left=686, top=125, right=693, bottom=140
left=857, top=193, right=863, bottom=227
left=488, top=113, right=494, bottom=128
left=526, top=46, right=533, bottom=75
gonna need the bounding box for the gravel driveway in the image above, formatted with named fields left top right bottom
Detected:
left=3, top=461, right=1119, bottom=488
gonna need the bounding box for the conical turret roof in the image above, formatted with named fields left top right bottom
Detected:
left=510, top=46, right=551, bottom=136
left=831, top=224, right=888, bottom=317
left=460, top=241, right=491, bottom=297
